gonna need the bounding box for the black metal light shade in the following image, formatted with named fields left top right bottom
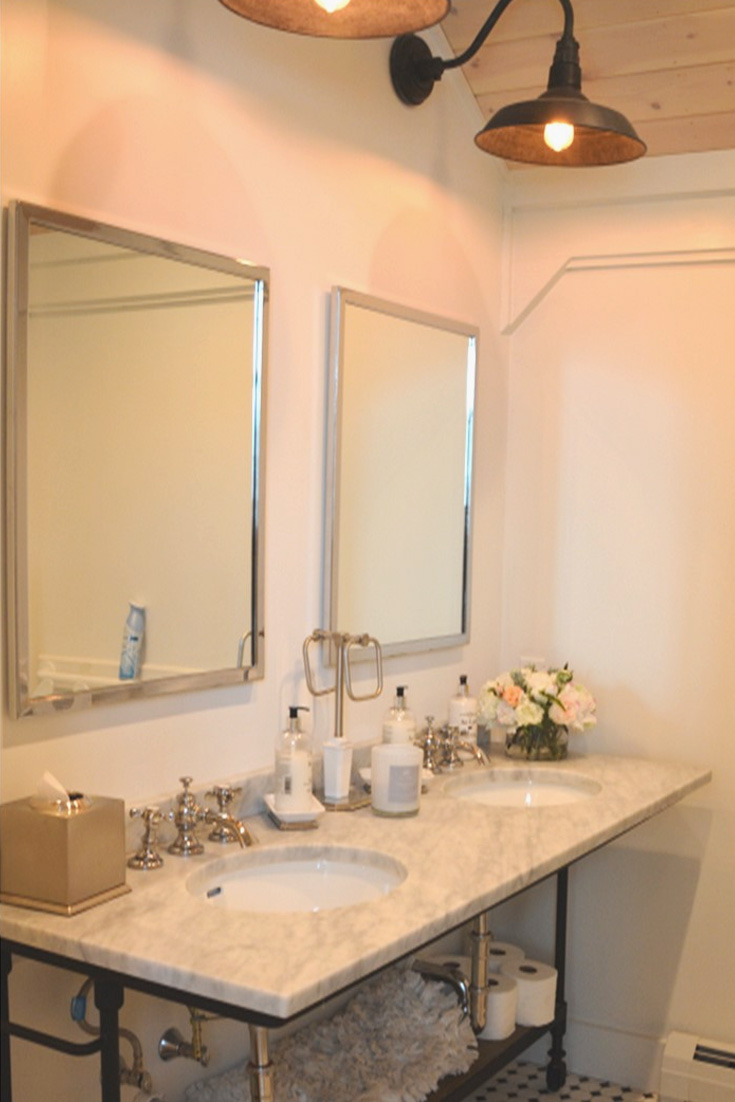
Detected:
left=476, top=89, right=646, bottom=167
left=217, top=0, right=449, bottom=38
left=389, top=0, right=646, bottom=168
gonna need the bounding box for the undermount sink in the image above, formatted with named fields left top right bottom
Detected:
left=444, top=766, right=602, bottom=808
left=187, top=845, right=407, bottom=914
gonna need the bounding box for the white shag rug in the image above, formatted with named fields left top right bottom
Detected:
left=184, top=961, right=477, bottom=1102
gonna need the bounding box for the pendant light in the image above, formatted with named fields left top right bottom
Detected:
left=390, top=0, right=646, bottom=167
left=217, top=0, right=449, bottom=38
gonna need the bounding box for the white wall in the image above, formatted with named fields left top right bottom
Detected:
left=488, top=150, right=735, bottom=1088
left=1, top=2, right=506, bottom=1098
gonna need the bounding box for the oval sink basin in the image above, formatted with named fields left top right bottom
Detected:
left=444, top=767, right=602, bottom=808
left=187, top=845, right=407, bottom=914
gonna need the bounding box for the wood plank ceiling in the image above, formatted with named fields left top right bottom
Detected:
left=440, top=0, right=735, bottom=160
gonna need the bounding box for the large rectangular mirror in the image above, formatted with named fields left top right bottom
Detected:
left=4, top=201, right=268, bottom=717
left=325, top=288, right=477, bottom=658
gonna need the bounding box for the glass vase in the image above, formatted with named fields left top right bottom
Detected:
left=505, top=723, right=569, bottom=761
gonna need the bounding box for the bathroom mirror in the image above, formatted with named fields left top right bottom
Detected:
left=4, top=201, right=268, bottom=717
left=325, top=288, right=477, bottom=658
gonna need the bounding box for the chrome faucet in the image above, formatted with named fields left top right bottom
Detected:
left=415, top=718, right=489, bottom=773
left=167, top=776, right=255, bottom=856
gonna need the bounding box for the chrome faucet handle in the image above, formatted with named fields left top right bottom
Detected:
left=416, top=716, right=444, bottom=773
left=128, top=805, right=164, bottom=870
left=167, top=776, right=205, bottom=856
left=441, top=724, right=466, bottom=770
left=205, top=784, right=243, bottom=843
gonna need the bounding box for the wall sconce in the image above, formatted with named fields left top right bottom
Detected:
left=390, top=0, right=646, bottom=166
left=217, top=0, right=449, bottom=38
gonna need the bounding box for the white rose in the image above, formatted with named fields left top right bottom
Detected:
left=515, top=698, right=544, bottom=727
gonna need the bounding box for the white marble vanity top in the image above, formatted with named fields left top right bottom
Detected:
left=0, top=753, right=710, bottom=1022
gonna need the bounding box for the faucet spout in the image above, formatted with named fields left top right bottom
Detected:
left=455, top=739, right=489, bottom=767
left=202, top=809, right=255, bottom=847
left=411, top=957, right=469, bottom=1018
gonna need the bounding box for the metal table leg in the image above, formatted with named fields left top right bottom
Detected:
left=249, top=1024, right=275, bottom=1101
left=94, top=975, right=124, bottom=1102
left=2, top=943, right=13, bottom=1102
left=546, top=867, right=569, bottom=1090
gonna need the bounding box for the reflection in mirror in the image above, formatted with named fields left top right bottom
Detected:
left=4, top=201, right=268, bottom=717
left=325, top=288, right=477, bottom=658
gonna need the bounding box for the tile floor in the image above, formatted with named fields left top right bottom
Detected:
left=463, top=1060, right=657, bottom=1102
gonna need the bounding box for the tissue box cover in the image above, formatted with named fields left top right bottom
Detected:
left=0, top=794, right=129, bottom=914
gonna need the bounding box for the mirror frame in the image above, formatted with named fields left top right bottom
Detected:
left=4, top=200, right=269, bottom=717
left=324, top=287, right=477, bottom=659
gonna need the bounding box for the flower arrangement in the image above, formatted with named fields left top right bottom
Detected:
left=478, top=665, right=596, bottom=760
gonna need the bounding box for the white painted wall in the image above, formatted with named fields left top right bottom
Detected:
left=488, top=150, right=735, bottom=1088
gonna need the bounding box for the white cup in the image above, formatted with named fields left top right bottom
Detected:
left=323, top=739, right=353, bottom=800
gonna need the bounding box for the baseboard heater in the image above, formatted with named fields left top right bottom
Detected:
left=661, top=1031, right=735, bottom=1102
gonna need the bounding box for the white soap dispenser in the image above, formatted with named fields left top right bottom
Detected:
left=382, top=685, right=417, bottom=744
left=274, top=706, right=313, bottom=814
left=448, top=674, right=478, bottom=743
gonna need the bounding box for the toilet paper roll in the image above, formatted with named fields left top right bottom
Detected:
left=420, top=954, right=518, bottom=1041
left=500, top=958, right=557, bottom=1027
left=479, top=972, right=518, bottom=1041
left=486, top=941, right=525, bottom=973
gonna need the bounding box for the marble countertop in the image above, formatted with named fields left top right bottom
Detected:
left=0, top=752, right=710, bottom=1022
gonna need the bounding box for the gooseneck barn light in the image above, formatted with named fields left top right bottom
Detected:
left=216, top=0, right=449, bottom=38
left=389, top=0, right=647, bottom=166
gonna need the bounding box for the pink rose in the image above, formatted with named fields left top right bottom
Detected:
left=503, top=685, right=522, bottom=707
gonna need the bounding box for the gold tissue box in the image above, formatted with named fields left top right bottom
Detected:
left=0, top=792, right=130, bottom=915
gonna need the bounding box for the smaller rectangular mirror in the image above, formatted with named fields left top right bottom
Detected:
left=4, top=201, right=268, bottom=716
left=325, top=288, right=477, bottom=658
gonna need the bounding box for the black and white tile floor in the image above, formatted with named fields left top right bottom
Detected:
left=464, top=1061, right=657, bottom=1102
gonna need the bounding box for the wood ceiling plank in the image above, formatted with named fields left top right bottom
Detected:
left=634, top=111, right=735, bottom=156
left=473, top=61, right=735, bottom=122
left=443, top=0, right=735, bottom=52
left=460, top=9, right=735, bottom=95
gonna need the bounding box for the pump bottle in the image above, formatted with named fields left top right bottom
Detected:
left=448, top=674, right=478, bottom=743
left=382, top=685, right=417, bottom=744
left=275, top=706, right=313, bottom=814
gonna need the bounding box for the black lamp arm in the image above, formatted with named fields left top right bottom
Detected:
left=444, top=0, right=574, bottom=73
left=390, top=0, right=577, bottom=106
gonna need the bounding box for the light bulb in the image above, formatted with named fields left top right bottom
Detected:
left=544, top=121, right=575, bottom=153
left=315, top=0, right=351, bottom=12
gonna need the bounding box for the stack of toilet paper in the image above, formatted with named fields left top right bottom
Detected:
left=426, top=943, right=557, bottom=1041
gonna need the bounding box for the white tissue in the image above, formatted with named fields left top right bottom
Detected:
left=480, top=972, right=518, bottom=1040
left=500, top=958, right=557, bottom=1026
left=36, top=771, right=69, bottom=802
left=486, top=941, right=525, bottom=973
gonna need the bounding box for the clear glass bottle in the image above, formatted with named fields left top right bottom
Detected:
left=382, top=685, right=417, bottom=744
left=275, top=706, right=313, bottom=813
left=448, top=674, right=478, bottom=743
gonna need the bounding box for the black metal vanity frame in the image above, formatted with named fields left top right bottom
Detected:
left=1, top=867, right=569, bottom=1102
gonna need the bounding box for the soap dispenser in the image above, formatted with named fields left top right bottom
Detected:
left=382, top=685, right=417, bottom=744
left=448, top=674, right=478, bottom=744
left=275, top=706, right=313, bottom=814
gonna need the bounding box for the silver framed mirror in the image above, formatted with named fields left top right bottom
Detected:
left=325, top=287, right=477, bottom=659
left=4, top=201, right=268, bottom=717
